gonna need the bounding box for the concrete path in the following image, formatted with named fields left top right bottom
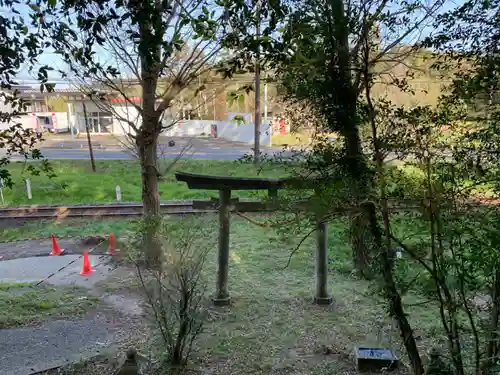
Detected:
left=0, top=318, right=116, bottom=375
left=0, top=254, right=142, bottom=375
left=0, top=255, right=112, bottom=287
left=0, top=239, right=109, bottom=261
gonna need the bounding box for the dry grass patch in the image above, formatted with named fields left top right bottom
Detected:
left=145, top=217, right=440, bottom=375
left=0, top=283, right=99, bottom=328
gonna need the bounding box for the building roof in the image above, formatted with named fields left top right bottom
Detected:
left=19, top=88, right=84, bottom=96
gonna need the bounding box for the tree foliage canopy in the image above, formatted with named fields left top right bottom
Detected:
left=0, top=0, right=55, bottom=188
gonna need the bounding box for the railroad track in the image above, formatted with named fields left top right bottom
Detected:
left=0, top=198, right=274, bottom=221
left=0, top=201, right=211, bottom=220
left=0, top=197, right=498, bottom=221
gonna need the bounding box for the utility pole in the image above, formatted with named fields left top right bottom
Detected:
left=213, top=89, right=216, bottom=121
left=253, top=1, right=262, bottom=165
left=82, top=102, right=96, bottom=172
left=264, top=71, right=268, bottom=140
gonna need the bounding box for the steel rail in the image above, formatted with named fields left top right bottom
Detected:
left=0, top=201, right=206, bottom=220
left=0, top=197, right=498, bottom=221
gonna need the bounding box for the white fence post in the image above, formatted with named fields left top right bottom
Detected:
left=26, top=178, right=32, bottom=200
left=0, top=178, right=4, bottom=205
left=116, top=185, right=121, bottom=201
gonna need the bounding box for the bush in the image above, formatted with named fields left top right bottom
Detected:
left=384, top=163, right=426, bottom=199
left=130, top=217, right=214, bottom=367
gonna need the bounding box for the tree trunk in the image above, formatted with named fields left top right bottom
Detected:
left=483, top=268, right=500, bottom=374
left=328, top=0, right=373, bottom=276
left=363, top=202, right=424, bottom=375
left=339, top=94, right=373, bottom=277
left=137, top=125, right=162, bottom=266
left=253, top=3, right=262, bottom=165
left=350, top=207, right=375, bottom=279
left=139, top=138, right=160, bottom=216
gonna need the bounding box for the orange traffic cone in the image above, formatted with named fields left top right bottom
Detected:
left=80, top=250, right=95, bottom=276
left=49, top=234, right=64, bottom=256
left=106, top=233, right=118, bottom=255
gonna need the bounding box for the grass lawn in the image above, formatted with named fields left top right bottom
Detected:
left=2, top=159, right=429, bottom=208
left=166, top=215, right=440, bottom=374
left=272, top=133, right=311, bottom=146
left=271, top=132, right=338, bottom=146
left=0, top=282, right=98, bottom=328
left=2, top=215, right=442, bottom=374
left=2, top=160, right=289, bottom=206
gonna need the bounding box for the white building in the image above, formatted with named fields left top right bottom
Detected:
left=1, top=86, right=272, bottom=146
left=0, top=86, right=141, bottom=135
left=69, top=96, right=141, bottom=135
left=0, top=86, right=74, bottom=133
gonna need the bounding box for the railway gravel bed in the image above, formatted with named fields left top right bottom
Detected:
left=0, top=201, right=213, bottom=221
left=0, top=197, right=497, bottom=222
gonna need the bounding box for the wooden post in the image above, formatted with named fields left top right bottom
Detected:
left=314, top=220, right=333, bottom=305
left=213, top=189, right=232, bottom=306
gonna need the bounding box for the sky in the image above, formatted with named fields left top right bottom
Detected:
left=5, top=0, right=466, bottom=88
left=1, top=4, right=72, bottom=86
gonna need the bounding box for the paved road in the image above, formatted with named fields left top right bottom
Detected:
left=7, top=136, right=289, bottom=161
left=31, top=148, right=258, bottom=161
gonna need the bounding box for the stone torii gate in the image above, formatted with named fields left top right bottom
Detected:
left=175, top=172, right=333, bottom=306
